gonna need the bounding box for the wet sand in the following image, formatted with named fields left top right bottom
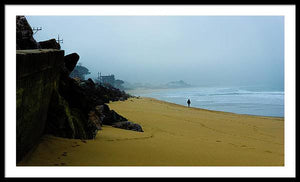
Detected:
left=18, top=97, right=284, bottom=166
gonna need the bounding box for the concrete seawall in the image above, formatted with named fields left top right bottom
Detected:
left=16, top=49, right=64, bottom=162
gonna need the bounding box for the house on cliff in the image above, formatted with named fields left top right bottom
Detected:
left=99, top=74, right=115, bottom=86
left=95, top=73, right=125, bottom=90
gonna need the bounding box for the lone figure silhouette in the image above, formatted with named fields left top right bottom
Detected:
left=187, top=99, right=191, bottom=107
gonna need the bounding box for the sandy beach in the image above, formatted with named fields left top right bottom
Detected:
left=18, top=97, right=284, bottom=166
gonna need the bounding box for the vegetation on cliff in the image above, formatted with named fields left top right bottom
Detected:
left=70, top=64, right=91, bottom=80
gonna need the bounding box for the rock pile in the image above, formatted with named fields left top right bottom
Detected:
left=45, top=51, right=143, bottom=139
left=16, top=16, right=144, bottom=163
left=17, top=15, right=143, bottom=142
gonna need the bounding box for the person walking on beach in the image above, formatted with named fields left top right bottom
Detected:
left=187, top=99, right=191, bottom=107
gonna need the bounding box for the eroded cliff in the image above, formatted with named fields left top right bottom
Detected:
left=17, top=49, right=64, bottom=162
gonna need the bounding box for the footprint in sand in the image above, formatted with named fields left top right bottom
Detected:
left=228, top=143, right=237, bottom=147
left=62, top=152, right=67, bottom=156
left=216, top=140, right=222, bottom=142
left=264, top=150, right=272, bottom=153
left=81, top=140, right=87, bottom=143
left=241, top=145, right=247, bottom=147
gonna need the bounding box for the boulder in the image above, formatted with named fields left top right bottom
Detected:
left=95, top=105, right=105, bottom=123
left=102, top=109, right=127, bottom=125
left=16, top=16, right=40, bottom=50
left=88, top=110, right=102, bottom=130
left=112, top=121, right=144, bottom=132
left=39, top=39, right=60, bottom=49
left=64, top=53, right=80, bottom=73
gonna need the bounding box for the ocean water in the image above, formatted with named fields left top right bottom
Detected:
left=135, top=86, right=284, bottom=117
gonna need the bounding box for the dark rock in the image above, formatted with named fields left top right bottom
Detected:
left=95, top=105, right=104, bottom=114
left=95, top=105, right=105, bottom=123
left=45, top=60, right=100, bottom=140
left=112, top=121, right=144, bottom=132
left=46, top=89, right=99, bottom=140
left=88, top=110, right=102, bottom=130
left=16, top=49, right=64, bottom=163
left=16, top=16, right=136, bottom=163
left=102, top=104, right=111, bottom=113
left=64, top=53, right=80, bottom=73
left=111, top=110, right=128, bottom=122
left=102, top=109, right=127, bottom=125
left=87, top=78, right=95, bottom=87
left=16, top=16, right=40, bottom=50
left=46, top=89, right=77, bottom=138
left=60, top=72, right=131, bottom=115
left=71, top=108, right=97, bottom=139
left=59, top=76, right=93, bottom=115
left=17, top=48, right=134, bottom=162
left=39, top=39, right=60, bottom=49
left=82, top=109, right=98, bottom=139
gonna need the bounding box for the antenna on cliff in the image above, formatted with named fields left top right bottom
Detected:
left=56, top=34, right=63, bottom=44
left=32, top=27, right=42, bottom=35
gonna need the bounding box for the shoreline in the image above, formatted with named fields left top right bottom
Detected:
left=126, top=86, right=284, bottom=118
left=18, top=97, right=284, bottom=166
left=135, top=96, right=284, bottom=119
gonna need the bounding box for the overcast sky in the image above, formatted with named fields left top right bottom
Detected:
left=26, top=16, right=284, bottom=89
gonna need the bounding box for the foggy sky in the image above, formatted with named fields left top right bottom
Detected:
left=26, top=16, right=284, bottom=89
